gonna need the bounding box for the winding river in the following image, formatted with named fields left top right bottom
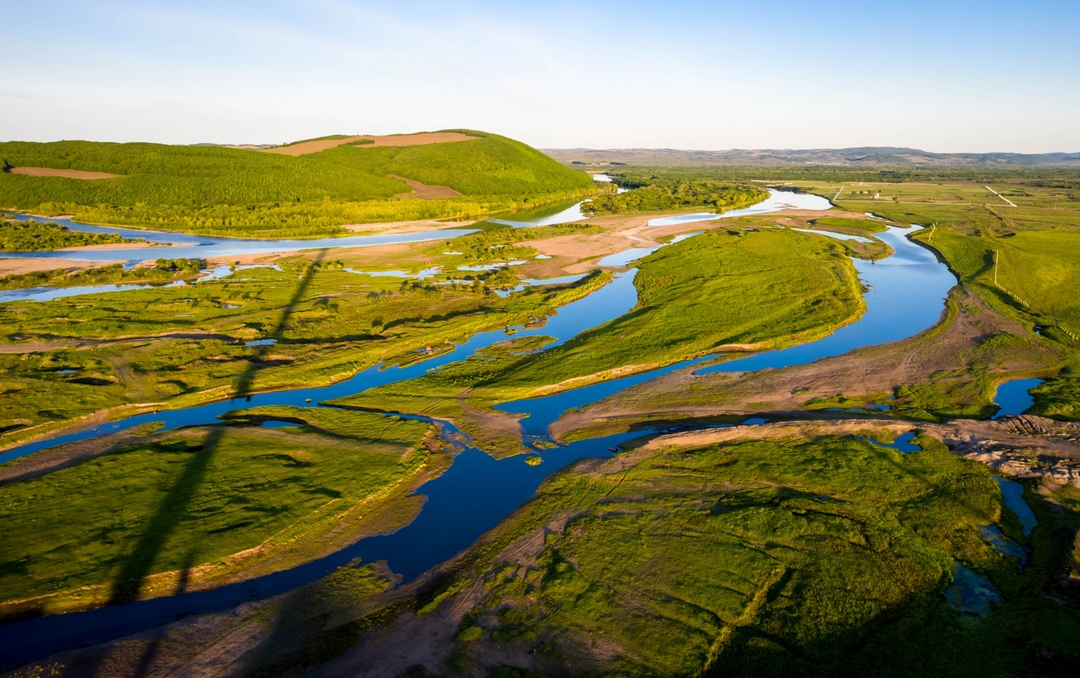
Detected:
left=0, top=191, right=987, bottom=666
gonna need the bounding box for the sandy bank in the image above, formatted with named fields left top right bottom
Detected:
left=341, top=219, right=476, bottom=235
left=0, top=258, right=124, bottom=276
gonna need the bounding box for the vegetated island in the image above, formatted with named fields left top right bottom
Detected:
left=0, top=218, right=139, bottom=251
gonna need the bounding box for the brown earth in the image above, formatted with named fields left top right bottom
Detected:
left=8, top=167, right=121, bottom=180
left=388, top=174, right=463, bottom=200
left=55, top=241, right=157, bottom=252
left=341, top=219, right=477, bottom=234
left=0, top=258, right=125, bottom=276
left=261, top=132, right=480, bottom=156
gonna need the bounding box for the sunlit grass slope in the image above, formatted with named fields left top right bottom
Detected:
left=0, top=131, right=595, bottom=237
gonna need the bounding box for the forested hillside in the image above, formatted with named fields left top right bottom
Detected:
left=0, top=131, right=596, bottom=238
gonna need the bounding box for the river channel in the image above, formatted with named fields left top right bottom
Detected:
left=0, top=191, right=1005, bottom=666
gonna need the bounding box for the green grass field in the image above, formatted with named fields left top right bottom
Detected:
left=0, top=407, right=438, bottom=618
left=0, top=258, right=202, bottom=290
left=0, top=250, right=610, bottom=450
left=416, top=433, right=1077, bottom=676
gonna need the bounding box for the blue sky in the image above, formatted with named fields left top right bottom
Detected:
left=2, top=0, right=1078, bottom=152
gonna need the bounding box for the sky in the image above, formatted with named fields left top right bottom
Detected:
left=2, top=0, right=1078, bottom=152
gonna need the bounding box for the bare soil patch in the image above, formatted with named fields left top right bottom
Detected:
left=8, top=167, right=121, bottom=180
left=341, top=219, right=476, bottom=235
left=388, top=174, right=462, bottom=200
left=0, top=257, right=124, bottom=276
left=261, top=132, right=480, bottom=156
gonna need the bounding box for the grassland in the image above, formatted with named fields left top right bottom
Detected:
left=808, top=215, right=888, bottom=233
left=0, top=239, right=611, bottom=450
left=432, top=433, right=1080, bottom=676
left=0, top=407, right=441, bottom=619
left=0, top=219, right=136, bottom=251
left=237, top=429, right=1080, bottom=676
left=817, top=180, right=1080, bottom=420
left=560, top=174, right=1080, bottom=433
left=332, top=227, right=866, bottom=453
left=6, top=164, right=1080, bottom=677
left=427, top=434, right=1006, bottom=674
left=0, top=131, right=598, bottom=238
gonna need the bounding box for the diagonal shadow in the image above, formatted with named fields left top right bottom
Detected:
left=106, top=251, right=328, bottom=607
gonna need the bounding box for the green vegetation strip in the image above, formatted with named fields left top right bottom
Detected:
left=1, top=219, right=137, bottom=251
left=584, top=175, right=766, bottom=215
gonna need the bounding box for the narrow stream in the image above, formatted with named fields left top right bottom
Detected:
left=0, top=213, right=479, bottom=264
left=0, top=193, right=966, bottom=666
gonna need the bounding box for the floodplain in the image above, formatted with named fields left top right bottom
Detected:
left=2, top=136, right=1080, bottom=677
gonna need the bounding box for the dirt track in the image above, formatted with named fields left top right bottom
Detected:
left=388, top=174, right=462, bottom=200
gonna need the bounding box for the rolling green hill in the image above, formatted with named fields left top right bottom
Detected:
left=0, top=131, right=596, bottom=238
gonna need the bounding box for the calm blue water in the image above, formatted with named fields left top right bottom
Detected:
left=991, top=378, right=1043, bottom=419
left=790, top=227, right=872, bottom=243
left=486, top=200, right=588, bottom=227
left=0, top=279, right=188, bottom=304
left=597, top=246, right=661, bottom=267
left=979, top=525, right=1028, bottom=568
left=855, top=432, right=922, bottom=454
left=945, top=562, right=1001, bottom=617
left=646, top=189, right=832, bottom=227
left=995, top=477, right=1038, bottom=537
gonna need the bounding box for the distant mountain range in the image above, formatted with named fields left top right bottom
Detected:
left=543, top=147, right=1080, bottom=167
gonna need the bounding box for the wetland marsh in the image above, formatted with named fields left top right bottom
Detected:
left=3, top=137, right=1080, bottom=677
